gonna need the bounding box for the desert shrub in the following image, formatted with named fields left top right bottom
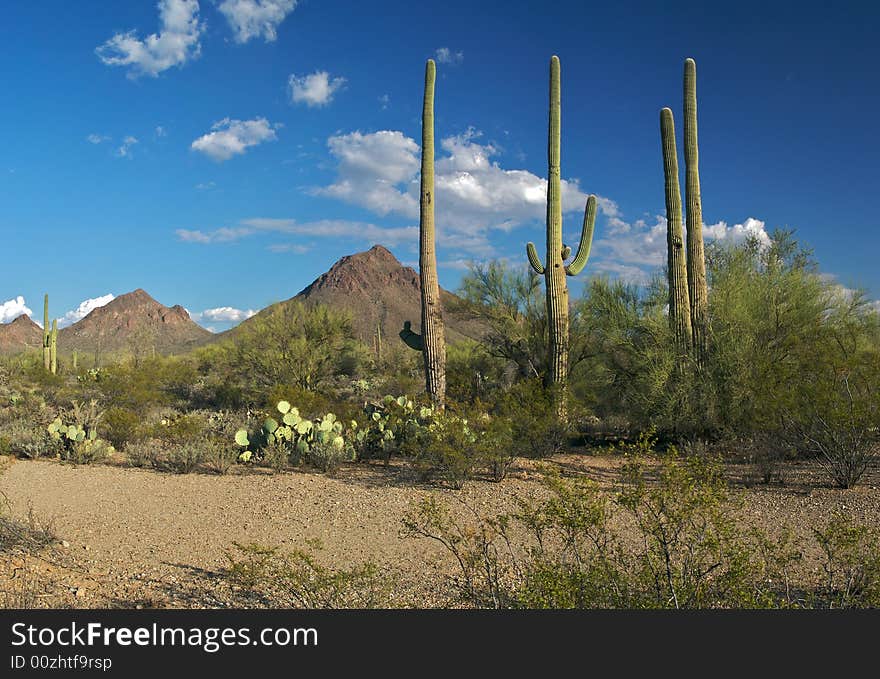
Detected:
left=400, top=412, right=483, bottom=488
left=224, top=541, right=388, bottom=608
left=496, top=380, right=568, bottom=459
left=124, top=439, right=161, bottom=468
left=446, top=340, right=507, bottom=404
left=306, top=439, right=352, bottom=475
left=155, top=442, right=206, bottom=474
left=813, top=515, right=880, bottom=608
left=403, top=455, right=802, bottom=609
left=1, top=421, right=61, bottom=459
left=150, top=411, right=208, bottom=446
left=102, top=406, right=144, bottom=448
left=63, top=437, right=114, bottom=465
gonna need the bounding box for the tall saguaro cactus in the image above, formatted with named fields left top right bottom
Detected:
left=50, top=319, right=58, bottom=375
left=42, top=294, right=51, bottom=372
left=400, top=59, right=446, bottom=405
left=660, top=107, right=692, bottom=350
left=683, top=58, right=708, bottom=359
left=526, top=55, right=597, bottom=391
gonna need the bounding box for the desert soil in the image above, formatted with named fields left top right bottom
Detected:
left=1, top=455, right=878, bottom=608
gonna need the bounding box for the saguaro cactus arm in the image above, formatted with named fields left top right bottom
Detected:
left=526, top=242, right=545, bottom=274
left=565, top=194, right=597, bottom=276
left=399, top=321, right=424, bottom=352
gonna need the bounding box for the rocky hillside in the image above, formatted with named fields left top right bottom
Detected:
left=230, top=245, right=485, bottom=345
left=58, top=289, right=212, bottom=357
left=0, top=314, right=43, bottom=354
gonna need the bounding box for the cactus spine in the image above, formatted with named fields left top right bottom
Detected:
left=50, top=319, right=58, bottom=375
left=684, top=58, right=708, bottom=360
left=400, top=59, right=446, bottom=405
left=42, top=294, right=51, bottom=372
left=660, top=107, right=692, bottom=350
left=526, top=55, right=597, bottom=391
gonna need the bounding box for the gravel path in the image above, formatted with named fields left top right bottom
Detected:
left=1, top=456, right=878, bottom=608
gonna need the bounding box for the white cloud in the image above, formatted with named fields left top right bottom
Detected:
left=96, top=0, right=203, bottom=78
left=218, top=0, right=297, bottom=43
left=193, top=306, right=257, bottom=323
left=268, top=243, right=311, bottom=254
left=116, top=136, right=139, bottom=159
left=288, top=71, right=347, bottom=107
left=59, top=294, right=115, bottom=327
left=176, top=227, right=255, bottom=243
left=176, top=218, right=418, bottom=248
left=195, top=181, right=216, bottom=190
left=0, top=296, right=33, bottom=324
left=435, top=47, right=464, bottom=64
left=190, top=117, right=279, bottom=161
left=703, top=217, right=772, bottom=248
left=591, top=215, right=773, bottom=283
left=378, top=94, right=390, bottom=110
left=155, top=125, right=167, bottom=137
left=87, top=134, right=110, bottom=144
left=313, top=127, right=609, bottom=257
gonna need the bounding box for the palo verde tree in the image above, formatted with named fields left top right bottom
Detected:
left=400, top=59, right=447, bottom=405
left=526, top=55, right=597, bottom=395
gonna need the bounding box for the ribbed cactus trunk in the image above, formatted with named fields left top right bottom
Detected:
left=544, top=55, right=568, bottom=388
left=42, top=294, right=51, bottom=372
left=684, top=58, right=708, bottom=360
left=660, top=108, right=692, bottom=351
left=526, top=56, right=597, bottom=403
left=418, top=59, right=446, bottom=406
left=73, top=351, right=78, bottom=371
left=50, top=319, right=58, bottom=375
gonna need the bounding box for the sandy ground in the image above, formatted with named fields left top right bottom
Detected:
left=1, top=455, right=878, bottom=608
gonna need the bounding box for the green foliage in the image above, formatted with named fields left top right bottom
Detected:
left=102, top=406, right=143, bottom=448
left=813, top=515, right=880, bottom=608
left=224, top=540, right=388, bottom=608
left=203, top=302, right=356, bottom=398
left=404, top=454, right=811, bottom=608
left=46, top=400, right=115, bottom=463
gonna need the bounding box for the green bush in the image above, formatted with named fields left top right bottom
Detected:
left=103, top=406, right=143, bottom=449
left=224, top=541, right=388, bottom=608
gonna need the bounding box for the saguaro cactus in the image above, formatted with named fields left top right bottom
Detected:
left=684, top=57, right=708, bottom=359
left=400, top=59, right=446, bottom=405
left=660, top=108, right=692, bottom=350
left=42, top=294, right=51, bottom=372
left=526, top=55, right=597, bottom=391
left=50, top=319, right=58, bottom=375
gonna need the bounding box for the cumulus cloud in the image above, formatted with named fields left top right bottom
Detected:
left=59, top=294, right=115, bottom=327
left=116, top=136, right=139, bottom=159
left=435, top=47, right=464, bottom=64
left=155, top=126, right=167, bottom=137
left=0, top=296, right=33, bottom=324
left=190, top=117, right=279, bottom=161
left=591, top=215, right=773, bottom=283
left=378, top=94, right=390, bottom=110
left=219, top=0, right=297, bottom=43
left=312, top=127, right=609, bottom=257
left=192, top=306, right=257, bottom=323
left=95, top=0, right=203, bottom=78
left=87, top=134, right=110, bottom=144
left=288, top=71, right=347, bottom=107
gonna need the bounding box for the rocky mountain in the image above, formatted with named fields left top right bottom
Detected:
left=57, top=289, right=212, bottom=357
left=0, top=314, right=43, bottom=354
left=229, top=244, right=486, bottom=345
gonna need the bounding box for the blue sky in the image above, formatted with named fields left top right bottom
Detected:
left=1, top=0, right=878, bottom=331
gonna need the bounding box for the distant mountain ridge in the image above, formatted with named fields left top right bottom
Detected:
left=0, top=314, right=43, bottom=353
left=227, top=244, right=486, bottom=345
left=0, top=245, right=484, bottom=358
